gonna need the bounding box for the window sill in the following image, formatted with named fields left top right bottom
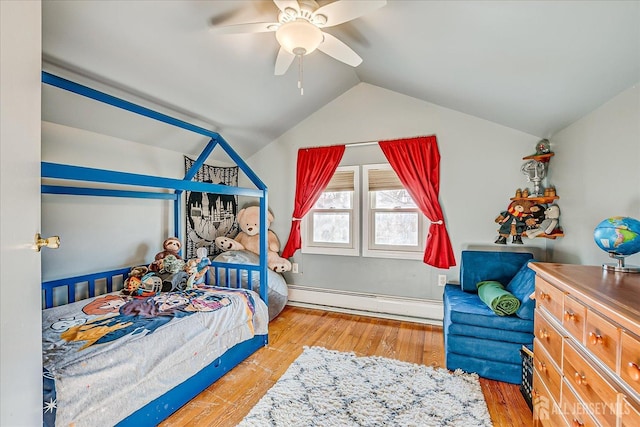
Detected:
left=301, top=246, right=359, bottom=257
left=362, top=249, right=424, bottom=261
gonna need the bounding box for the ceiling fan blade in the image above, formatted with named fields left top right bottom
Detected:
left=273, top=0, right=300, bottom=14
left=317, top=32, right=362, bottom=67
left=314, top=0, right=386, bottom=27
left=210, top=22, right=278, bottom=34
left=274, top=47, right=296, bottom=75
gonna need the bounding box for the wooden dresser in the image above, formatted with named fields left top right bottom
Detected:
left=529, top=263, right=640, bottom=427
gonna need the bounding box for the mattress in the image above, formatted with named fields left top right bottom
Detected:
left=42, top=285, right=268, bottom=426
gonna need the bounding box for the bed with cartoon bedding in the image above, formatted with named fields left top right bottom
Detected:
left=42, top=284, right=268, bottom=426
left=40, top=71, right=274, bottom=426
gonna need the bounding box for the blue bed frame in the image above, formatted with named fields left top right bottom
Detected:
left=41, top=72, right=270, bottom=426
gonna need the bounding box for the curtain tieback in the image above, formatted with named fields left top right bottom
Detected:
left=431, top=220, right=444, bottom=225
left=292, top=217, right=303, bottom=221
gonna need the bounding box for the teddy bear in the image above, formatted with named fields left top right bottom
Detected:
left=526, top=204, right=561, bottom=238
left=149, top=237, right=182, bottom=272
left=215, top=205, right=292, bottom=272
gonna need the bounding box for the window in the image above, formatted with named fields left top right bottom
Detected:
left=302, top=164, right=425, bottom=259
left=302, top=166, right=359, bottom=256
left=363, top=164, right=425, bottom=259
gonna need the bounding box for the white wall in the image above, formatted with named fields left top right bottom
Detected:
left=550, top=84, right=640, bottom=266
left=41, top=121, right=219, bottom=280
left=247, top=83, right=548, bottom=300
left=0, top=1, right=43, bottom=425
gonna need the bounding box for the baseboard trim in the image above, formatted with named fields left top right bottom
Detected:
left=287, top=285, right=443, bottom=326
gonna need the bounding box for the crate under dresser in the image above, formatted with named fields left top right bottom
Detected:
left=528, top=262, right=640, bottom=427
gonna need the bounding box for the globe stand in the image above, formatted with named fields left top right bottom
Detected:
left=603, top=252, right=640, bottom=273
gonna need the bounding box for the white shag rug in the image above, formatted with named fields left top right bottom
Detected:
left=239, top=346, right=493, bottom=427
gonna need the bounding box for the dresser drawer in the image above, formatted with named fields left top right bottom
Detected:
left=585, top=309, right=620, bottom=373
left=534, top=337, right=562, bottom=403
left=620, top=395, right=640, bottom=427
left=561, top=379, right=599, bottom=427
left=620, top=330, right=640, bottom=395
left=535, top=310, right=564, bottom=367
left=563, top=295, right=586, bottom=343
left=563, top=342, right=618, bottom=427
left=533, top=370, right=568, bottom=427
left=537, top=276, right=564, bottom=321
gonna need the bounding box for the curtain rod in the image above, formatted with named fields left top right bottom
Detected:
left=344, top=140, right=379, bottom=148
left=342, top=135, right=433, bottom=148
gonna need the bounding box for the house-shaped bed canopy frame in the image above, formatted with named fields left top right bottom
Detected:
left=41, top=71, right=270, bottom=304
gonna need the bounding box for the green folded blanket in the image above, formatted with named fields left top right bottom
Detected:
left=477, top=280, right=521, bottom=316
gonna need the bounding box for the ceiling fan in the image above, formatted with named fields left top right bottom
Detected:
left=211, top=0, right=386, bottom=92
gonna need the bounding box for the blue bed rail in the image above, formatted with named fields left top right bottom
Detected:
left=41, top=261, right=265, bottom=310
left=42, top=267, right=130, bottom=309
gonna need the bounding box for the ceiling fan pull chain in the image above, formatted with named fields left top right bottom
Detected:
left=298, top=54, right=304, bottom=95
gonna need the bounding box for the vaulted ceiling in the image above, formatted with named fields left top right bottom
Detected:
left=42, top=1, right=639, bottom=158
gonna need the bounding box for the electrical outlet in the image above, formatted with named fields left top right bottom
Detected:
left=292, top=263, right=299, bottom=274
left=438, top=275, right=447, bottom=286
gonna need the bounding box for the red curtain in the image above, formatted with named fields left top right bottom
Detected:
left=378, top=136, right=456, bottom=268
left=281, top=145, right=345, bottom=258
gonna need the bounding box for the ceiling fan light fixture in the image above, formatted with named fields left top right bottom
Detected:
left=275, top=20, right=323, bottom=56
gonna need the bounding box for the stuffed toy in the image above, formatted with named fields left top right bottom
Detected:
left=149, top=237, right=182, bottom=272
left=159, top=254, right=185, bottom=274
left=215, top=206, right=292, bottom=272
left=123, top=265, right=148, bottom=295
left=524, top=203, right=547, bottom=231
left=494, top=199, right=535, bottom=244
left=527, top=204, right=561, bottom=238
left=185, top=247, right=211, bottom=289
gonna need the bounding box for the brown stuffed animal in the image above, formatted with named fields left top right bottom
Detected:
left=149, top=237, right=182, bottom=272
left=215, top=206, right=291, bottom=272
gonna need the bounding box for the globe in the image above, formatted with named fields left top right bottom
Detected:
left=594, top=217, right=640, bottom=272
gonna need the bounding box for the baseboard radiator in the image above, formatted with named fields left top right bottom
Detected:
left=287, top=285, right=443, bottom=326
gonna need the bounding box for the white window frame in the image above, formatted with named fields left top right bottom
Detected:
left=362, top=164, right=426, bottom=260
left=301, top=165, right=360, bottom=256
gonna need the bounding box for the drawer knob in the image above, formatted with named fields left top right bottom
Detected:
left=628, top=362, right=640, bottom=382
left=574, top=371, right=588, bottom=386
left=539, top=291, right=549, bottom=301
left=564, top=311, right=576, bottom=322
left=537, top=360, right=547, bottom=373
left=589, top=332, right=604, bottom=346
left=572, top=419, right=585, bottom=427
left=538, top=328, right=549, bottom=339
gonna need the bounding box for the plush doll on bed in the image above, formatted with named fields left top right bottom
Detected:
left=123, top=265, right=148, bottom=295
left=215, top=205, right=292, bottom=272
left=149, top=237, right=182, bottom=272
left=184, top=247, right=211, bottom=289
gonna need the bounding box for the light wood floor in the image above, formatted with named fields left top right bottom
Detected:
left=160, top=306, right=533, bottom=427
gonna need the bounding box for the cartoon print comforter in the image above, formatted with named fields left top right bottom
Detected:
left=42, top=285, right=268, bottom=427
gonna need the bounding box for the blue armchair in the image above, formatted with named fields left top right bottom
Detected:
left=443, top=250, right=536, bottom=384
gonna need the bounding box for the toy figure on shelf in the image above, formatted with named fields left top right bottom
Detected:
left=535, top=139, right=551, bottom=155
left=525, top=204, right=547, bottom=231
left=494, top=199, right=535, bottom=244
left=526, top=204, right=561, bottom=238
